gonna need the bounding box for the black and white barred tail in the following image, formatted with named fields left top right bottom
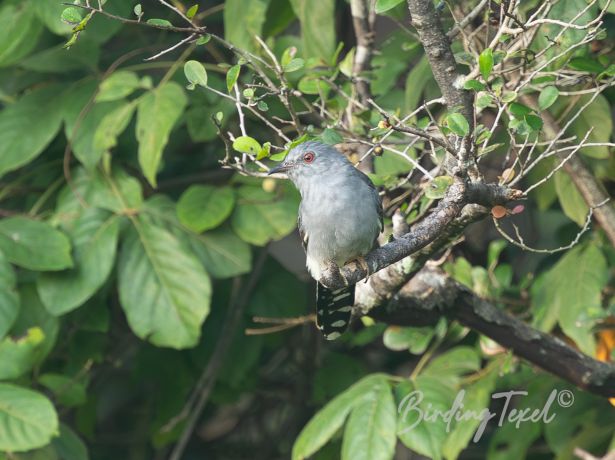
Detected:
left=316, top=283, right=353, bottom=340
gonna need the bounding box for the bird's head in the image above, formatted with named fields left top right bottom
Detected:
left=267, top=141, right=350, bottom=185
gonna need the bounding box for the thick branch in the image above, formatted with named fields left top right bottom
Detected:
left=319, top=180, right=522, bottom=289
left=369, top=268, right=615, bottom=399
left=406, top=0, right=475, bottom=170
left=522, top=95, right=615, bottom=247
left=350, top=0, right=376, bottom=105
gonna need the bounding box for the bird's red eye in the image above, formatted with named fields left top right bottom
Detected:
left=303, top=152, right=315, bottom=163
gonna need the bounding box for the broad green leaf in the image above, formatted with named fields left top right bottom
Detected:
left=223, top=0, right=271, bottom=51
left=298, top=76, right=330, bottom=95
left=0, top=327, right=45, bottom=380
left=146, top=18, right=173, bottom=27
left=321, top=128, right=344, bottom=145
left=232, top=136, right=262, bottom=155
left=479, top=48, right=493, bottom=81
left=509, top=102, right=532, bottom=117
left=375, top=0, right=405, bottom=14
left=463, top=79, right=486, bottom=91
left=177, top=185, right=235, bottom=233
left=118, top=220, right=211, bottom=349
left=568, top=56, right=604, bottom=73
left=0, top=383, right=58, bottom=452
left=37, top=209, right=119, bottom=316
left=231, top=184, right=299, bottom=245
left=341, top=381, right=396, bottom=460
left=0, top=251, right=19, bottom=339
left=60, top=7, right=82, bottom=25
left=38, top=374, right=86, bottom=408
left=533, top=243, right=607, bottom=354
left=397, top=376, right=457, bottom=460
left=95, top=71, right=142, bottom=102
left=422, top=346, right=480, bottom=380
left=136, top=82, right=187, bottom=186
left=34, top=0, right=74, bottom=35
left=92, top=101, right=136, bottom=152
left=405, top=56, right=433, bottom=112
left=445, top=113, right=469, bottom=136
left=568, top=94, right=612, bottom=158
left=538, top=86, right=559, bottom=110
left=0, top=2, right=43, bottom=67
left=52, top=424, right=89, bottom=460
left=226, top=64, right=241, bottom=92
left=292, top=374, right=390, bottom=460
left=0, top=86, right=64, bottom=178
left=289, top=0, right=335, bottom=60
left=554, top=171, right=589, bottom=226
left=55, top=167, right=143, bottom=218
left=442, top=372, right=497, bottom=460
left=0, top=217, right=73, bottom=271
left=190, top=228, right=252, bottom=278
left=383, top=326, right=434, bottom=355
left=283, top=58, right=305, bottom=73
left=20, top=41, right=99, bottom=73
left=184, top=60, right=208, bottom=90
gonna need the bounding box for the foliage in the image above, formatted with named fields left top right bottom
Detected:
left=0, top=0, right=613, bottom=459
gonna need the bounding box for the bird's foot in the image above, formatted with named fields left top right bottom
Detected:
left=348, top=256, right=371, bottom=283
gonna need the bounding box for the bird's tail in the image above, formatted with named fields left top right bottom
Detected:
left=316, top=283, right=353, bottom=340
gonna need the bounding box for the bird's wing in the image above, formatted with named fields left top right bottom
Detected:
left=356, top=169, right=384, bottom=233
left=297, top=211, right=308, bottom=252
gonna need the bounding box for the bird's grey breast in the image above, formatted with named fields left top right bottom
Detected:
left=299, top=168, right=381, bottom=276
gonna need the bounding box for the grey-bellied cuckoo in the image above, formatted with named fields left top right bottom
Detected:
left=268, top=141, right=383, bottom=340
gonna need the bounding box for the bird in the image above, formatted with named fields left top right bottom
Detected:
left=268, top=141, right=383, bottom=340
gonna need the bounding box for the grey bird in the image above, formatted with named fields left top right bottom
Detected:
left=268, top=141, right=383, bottom=340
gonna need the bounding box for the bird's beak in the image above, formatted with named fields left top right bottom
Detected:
left=267, top=163, right=290, bottom=175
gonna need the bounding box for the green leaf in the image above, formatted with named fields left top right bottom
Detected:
left=289, top=0, right=335, bottom=60
left=146, top=18, right=173, bottom=27
left=232, top=136, right=262, bottom=155
left=425, top=176, right=454, bottom=199
left=118, top=220, right=211, bottom=349
left=554, top=171, right=589, bottom=226
left=509, top=102, right=532, bottom=117
left=533, top=243, right=607, bottom=354
left=568, top=94, right=612, bottom=158
left=0, top=251, right=19, bottom=339
left=397, top=376, right=456, bottom=460
left=37, top=209, right=119, bottom=316
left=177, top=185, right=236, bottom=233
left=226, top=64, right=241, bottom=92
left=375, top=0, right=405, bottom=14
left=136, top=82, right=187, bottom=186
left=134, top=4, right=143, bottom=17
left=0, top=86, right=64, bottom=178
left=0, top=327, right=45, bottom=380
left=292, top=374, right=390, bottom=460
left=96, top=71, right=142, bottom=102
left=0, top=383, right=58, bottom=452
left=231, top=184, right=299, bottom=246
left=223, top=0, right=271, bottom=51
left=538, top=86, right=559, bottom=110
left=52, top=424, right=89, bottom=460
left=38, top=374, right=86, bottom=408
left=0, top=217, right=73, bottom=271
left=445, top=113, right=469, bottom=136
left=283, top=58, right=305, bottom=73
left=60, top=7, right=83, bottom=24
left=196, top=34, right=211, bottom=45
left=186, top=4, right=199, bottom=18
left=568, top=56, right=604, bottom=73
left=463, top=79, right=486, bottom=91
left=184, top=60, right=208, bottom=89
left=383, top=326, right=434, bottom=355
left=341, top=380, right=396, bottom=460
left=190, top=228, right=252, bottom=279
left=92, top=101, right=136, bottom=152
left=321, top=128, right=344, bottom=145
left=422, top=346, right=480, bottom=380
left=0, top=3, right=43, bottom=67
left=298, top=76, right=330, bottom=95
left=478, top=48, right=494, bottom=81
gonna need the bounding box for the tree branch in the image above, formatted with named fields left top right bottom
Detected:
left=318, top=180, right=522, bottom=290
left=369, top=268, right=615, bottom=399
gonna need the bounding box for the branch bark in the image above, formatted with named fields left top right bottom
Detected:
left=406, top=0, right=476, bottom=172
left=350, top=0, right=376, bottom=106
left=369, top=268, right=615, bottom=399
left=319, top=180, right=522, bottom=290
